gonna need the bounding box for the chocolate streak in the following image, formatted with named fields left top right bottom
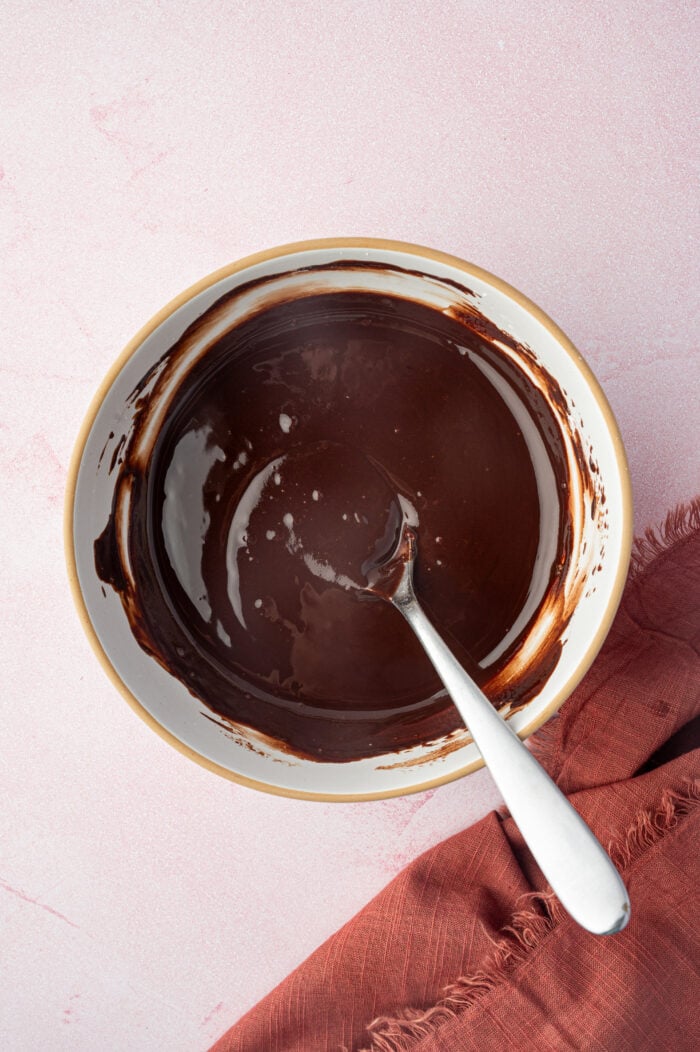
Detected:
left=95, top=262, right=593, bottom=762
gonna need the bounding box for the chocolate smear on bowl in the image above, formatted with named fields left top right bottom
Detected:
left=94, top=264, right=593, bottom=762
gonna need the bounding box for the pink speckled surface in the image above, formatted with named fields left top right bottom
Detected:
left=1, top=2, right=698, bottom=1049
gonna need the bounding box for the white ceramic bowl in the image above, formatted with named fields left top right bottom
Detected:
left=65, top=239, right=632, bottom=800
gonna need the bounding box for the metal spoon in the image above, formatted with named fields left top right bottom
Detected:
left=375, top=527, right=630, bottom=936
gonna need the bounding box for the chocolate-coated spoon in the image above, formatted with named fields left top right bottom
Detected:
left=369, top=525, right=630, bottom=936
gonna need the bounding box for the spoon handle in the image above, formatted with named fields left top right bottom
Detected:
left=396, top=593, right=630, bottom=935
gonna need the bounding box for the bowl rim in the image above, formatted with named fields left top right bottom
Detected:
left=64, top=236, right=633, bottom=801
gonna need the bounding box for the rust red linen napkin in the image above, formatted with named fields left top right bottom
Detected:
left=211, top=503, right=700, bottom=1052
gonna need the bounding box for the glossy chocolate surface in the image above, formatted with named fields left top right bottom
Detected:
left=96, top=284, right=571, bottom=761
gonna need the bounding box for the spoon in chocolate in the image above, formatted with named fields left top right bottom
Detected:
left=240, top=441, right=629, bottom=934
left=367, top=522, right=630, bottom=936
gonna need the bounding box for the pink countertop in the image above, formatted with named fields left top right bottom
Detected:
left=1, top=3, right=698, bottom=1048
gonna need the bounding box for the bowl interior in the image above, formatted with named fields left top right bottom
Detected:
left=68, top=240, right=632, bottom=799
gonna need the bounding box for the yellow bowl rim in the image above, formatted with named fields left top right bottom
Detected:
left=64, top=237, right=633, bottom=802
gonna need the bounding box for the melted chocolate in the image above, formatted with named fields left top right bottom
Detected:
left=96, top=285, right=573, bottom=761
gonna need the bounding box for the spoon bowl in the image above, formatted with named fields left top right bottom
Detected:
left=66, top=238, right=633, bottom=799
